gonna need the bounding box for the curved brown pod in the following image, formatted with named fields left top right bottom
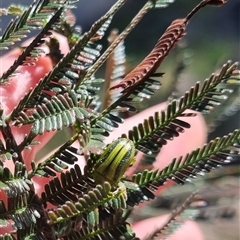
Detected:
left=110, top=18, right=186, bottom=93
left=109, top=0, right=228, bottom=93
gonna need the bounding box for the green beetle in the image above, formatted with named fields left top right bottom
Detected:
left=93, top=138, right=136, bottom=186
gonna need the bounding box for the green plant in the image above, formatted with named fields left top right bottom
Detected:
left=0, top=0, right=239, bottom=239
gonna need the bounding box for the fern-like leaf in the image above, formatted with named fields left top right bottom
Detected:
left=61, top=210, right=139, bottom=240
left=101, top=29, right=126, bottom=110
left=41, top=164, right=89, bottom=206
left=146, top=192, right=200, bottom=240
left=47, top=181, right=127, bottom=237
left=31, top=146, right=80, bottom=177
left=0, top=6, right=64, bottom=84
left=0, top=162, right=31, bottom=198
left=128, top=129, right=240, bottom=205
left=0, top=193, right=40, bottom=231
left=0, top=0, right=66, bottom=51
left=17, top=90, right=91, bottom=133
left=122, top=61, right=238, bottom=155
